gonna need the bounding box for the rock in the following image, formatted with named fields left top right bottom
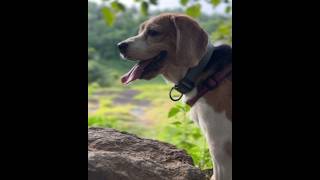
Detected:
left=88, top=127, right=207, bottom=180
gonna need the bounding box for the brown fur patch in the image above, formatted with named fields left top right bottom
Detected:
left=203, top=79, right=232, bottom=121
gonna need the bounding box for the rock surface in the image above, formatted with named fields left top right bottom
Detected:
left=88, top=127, right=207, bottom=180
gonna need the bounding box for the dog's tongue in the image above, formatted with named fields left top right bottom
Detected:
left=121, top=60, right=151, bottom=84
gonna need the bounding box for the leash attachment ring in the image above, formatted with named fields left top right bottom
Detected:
left=169, top=87, right=183, bottom=101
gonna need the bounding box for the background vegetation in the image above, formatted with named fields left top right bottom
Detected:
left=88, top=0, right=231, bottom=170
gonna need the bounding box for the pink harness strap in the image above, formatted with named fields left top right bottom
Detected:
left=186, top=63, right=232, bottom=106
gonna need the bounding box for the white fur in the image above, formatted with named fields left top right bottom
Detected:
left=125, top=34, right=148, bottom=52
left=185, top=92, right=232, bottom=180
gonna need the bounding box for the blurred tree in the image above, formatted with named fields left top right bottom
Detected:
left=97, top=0, right=232, bottom=47
left=100, top=0, right=232, bottom=26
left=88, top=47, right=99, bottom=60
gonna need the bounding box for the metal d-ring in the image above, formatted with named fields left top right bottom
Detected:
left=169, top=87, right=183, bottom=101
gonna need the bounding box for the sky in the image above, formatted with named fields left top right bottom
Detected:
left=89, top=0, right=229, bottom=15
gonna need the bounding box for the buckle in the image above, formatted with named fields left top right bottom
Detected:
left=169, top=79, right=194, bottom=102
left=169, top=87, right=183, bottom=101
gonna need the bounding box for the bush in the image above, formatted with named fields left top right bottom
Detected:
left=88, top=60, right=111, bottom=87
left=157, top=102, right=213, bottom=170
left=88, top=115, right=118, bottom=127
left=88, top=83, right=100, bottom=96
left=88, top=47, right=99, bottom=60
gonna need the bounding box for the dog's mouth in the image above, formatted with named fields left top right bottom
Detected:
left=121, top=51, right=167, bottom=84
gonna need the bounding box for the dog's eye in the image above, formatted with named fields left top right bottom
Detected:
left=147, top=29, right=160, bottom=36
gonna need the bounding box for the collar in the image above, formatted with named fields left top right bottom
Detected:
left=169, top=44, right=232, bottom=106
left=169, top=43, right=215, bottom=101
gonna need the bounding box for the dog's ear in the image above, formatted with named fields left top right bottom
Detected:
left=171, top=15, right=208, bottom=67
left=138, top=21, right=147, bottom=34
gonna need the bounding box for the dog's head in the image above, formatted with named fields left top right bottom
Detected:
left=118, top=13, right=208, bottom=84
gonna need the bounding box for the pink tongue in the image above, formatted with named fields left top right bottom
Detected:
left=121, top=60, right=151, bottom=84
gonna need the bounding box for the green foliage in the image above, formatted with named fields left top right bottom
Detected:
left=186, top=3, right=201, bottom=18
left=89, top=114, right=147, bottom=136
left=111, top=1, right=125, bottom=12
left=88, top=60, right=103, bottom=84
left=211, top=19, right=232, bottom=44
left=89, top=3, right=146, bottom=60
left=88, top=115, right=117, bottom=127
left=225, top=6, right=231, bottom=13
left=211, top=0, right=221, bottom=7
left=99, top=0, right=232, bottom=25
left=88, top=60, right=123, bottom=87
left=168, top=107, right=180, bottom=118
left=149, top=0, right=158, bottom=5
left=180, top=0, right=189, bottom=6
left=88, top=93, right=149, bottom=137
left=101, top=7, right=115, bottom=26
left=88, top=83, right=100, bottom=97
left=140, top=1, right=149, bottom=16
left=158, top=102, right=213, bottom=169
left=88, top=47, right=98, bottom=60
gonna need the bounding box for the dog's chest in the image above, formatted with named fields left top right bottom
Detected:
left=183, top=86, right=231, bottom=127
left=184, top=79, right=232, bottom=122
left=184, top=87, right=232, bottom=151
left=181, top=79, right=232, bottom=148
left=189, top=98, right=230, bottom=130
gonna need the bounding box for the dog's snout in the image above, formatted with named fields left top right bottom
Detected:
left=118, top=42, right=129, bottom=54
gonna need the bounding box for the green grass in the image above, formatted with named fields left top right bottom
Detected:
left=88, top=83, right=100, bottom=97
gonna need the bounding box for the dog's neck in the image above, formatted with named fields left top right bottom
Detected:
left=162, top=43, right=214, bottom=85
left=162, top=44, right=232, bottom=103
left=161, top=65, right=188, bottom=85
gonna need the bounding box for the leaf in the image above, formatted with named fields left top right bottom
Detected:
left=140, top=1, right=149, bottom=16
left=168, top=107, right=180, bottom=118
left=184, top=104, right=191, bottom=112
left=175, top=103, right=184, bottom=110
left=101, top=7, right=115, bottom=26
left=149, top=0, right=157, bottom=5
left=111, top=2, right=119, bottom=12
left=192, top=131, right=202, bottom=139
left=211, top=0, right=220, bottom=7
left=225, top=6, right=231, bottom=13
left=111, top=1, right=125, bottom=12
left=186, top=4, right=201, bottom=18
left=180, top=0, right=189, bottom=6
left=175, top=103, right=190, bottom=112
left=171, top=121, right=182, bottom=126
left=181, top=141, right=197, bottom=149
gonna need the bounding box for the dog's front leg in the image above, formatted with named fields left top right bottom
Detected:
left=208, top=141, right=232, bottom=180
left=196, top=105, right=232, bottom=180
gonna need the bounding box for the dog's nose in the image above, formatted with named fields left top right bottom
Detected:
left=118, top=42, right=128, bottom=54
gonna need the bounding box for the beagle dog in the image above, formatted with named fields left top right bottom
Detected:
left=118, top=13, right=232, bottom=180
